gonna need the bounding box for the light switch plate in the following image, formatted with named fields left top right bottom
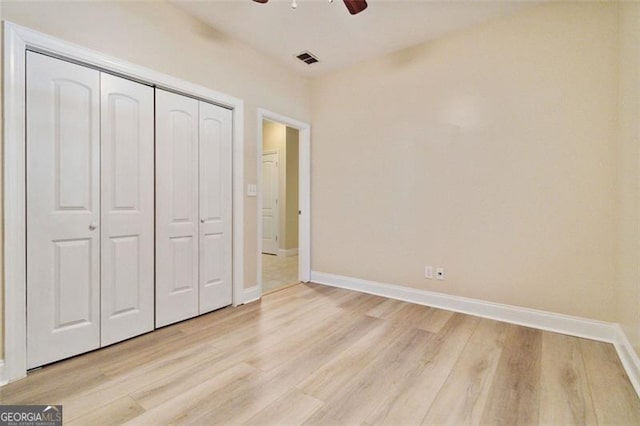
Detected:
left=424, top=266, right=433, bottom=279
left=247, top=184, right=257, bottom=197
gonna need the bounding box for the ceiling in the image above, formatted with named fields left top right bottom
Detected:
left=172, top=0, right=537, bottom=77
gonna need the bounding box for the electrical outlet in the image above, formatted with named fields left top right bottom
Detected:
left=436, top=267, right=445, bottom=280
left=424, top=266, right=433, bottom=279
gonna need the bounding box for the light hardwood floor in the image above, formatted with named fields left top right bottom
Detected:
left=262, top=253, right=299, bottom=293
left=1, top=283, right=639, bottom=425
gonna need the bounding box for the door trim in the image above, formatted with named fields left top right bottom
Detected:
left=257, top=109, right=311, bottom=298
left=2, top=21, right=246, bottom=384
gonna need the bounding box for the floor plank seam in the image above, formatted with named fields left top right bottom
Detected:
left=2, top=283, right=639, bottom=424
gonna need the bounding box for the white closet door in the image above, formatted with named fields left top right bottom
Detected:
left=100, top=73, right=155, bottom=345
left=198, top=101, right=233, bottom=314
left=155, top=89, right=200, bottom=327
left=26, top=52, right=101, bottom=368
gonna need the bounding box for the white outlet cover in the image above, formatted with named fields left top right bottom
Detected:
left=436, top=267, right=445, bottom=280
left=247, top=184, right=257, bottom=197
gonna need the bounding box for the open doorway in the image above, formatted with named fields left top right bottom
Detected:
left=256, top=108, right=310, bottom=299
left=261, top=120, right=300, bottom=294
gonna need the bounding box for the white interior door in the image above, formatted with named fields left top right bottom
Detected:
left=199, top=101, right=233, bottom=314
left=100, top=73, right=155, bottom=345
left=26, top=52, right=101, bottom=368
left=262, top=152, right=279, bottom=255
left=155, top=89, right=200, bottom=327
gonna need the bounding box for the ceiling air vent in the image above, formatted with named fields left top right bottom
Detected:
left=296, top=51, right=319, bottom=65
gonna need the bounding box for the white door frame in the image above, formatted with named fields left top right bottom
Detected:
left=261, top=150, right=280, bottom=255
left=257, top=109, right=311, bottom=297
left=2, top=22, right=246, bottom=384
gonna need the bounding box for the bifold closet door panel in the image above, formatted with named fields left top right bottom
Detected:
left=100, top=73, right=155, bottom=345
left=26, top=52, right=101, bottom=368
left=199, top=101, right=233, bottom=314
left=155, top=89, right=200, bottom=327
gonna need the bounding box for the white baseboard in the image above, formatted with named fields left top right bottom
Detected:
left=310, top=270, right=640, bottom=397
left=613, top=324, right=640, bottom=397
left=243, top=285, right=261, bottom=304
left=311, top=271, right=616, bottom=342
left=278, top=248, right=298, bottom=257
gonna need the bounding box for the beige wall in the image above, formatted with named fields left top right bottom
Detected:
left=311, top=2, right=619, bottom=321
left=0, top=1, right=312, bottom=357
left=617, top=1, right=640, bottom=355
left=285, top=127, right=299, bottom=250
left=263, top=121, right=287, bottom=153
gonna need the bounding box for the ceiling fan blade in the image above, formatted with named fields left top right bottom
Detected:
left=253, top=0, right=269, bottom=3
left=343, top=0, right=368, bottom=15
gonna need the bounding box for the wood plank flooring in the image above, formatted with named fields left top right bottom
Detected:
left=1, top=283, right=639, bottom=425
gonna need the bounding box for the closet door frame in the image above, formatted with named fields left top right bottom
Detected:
left=2, top=22, right=246, bottom=384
